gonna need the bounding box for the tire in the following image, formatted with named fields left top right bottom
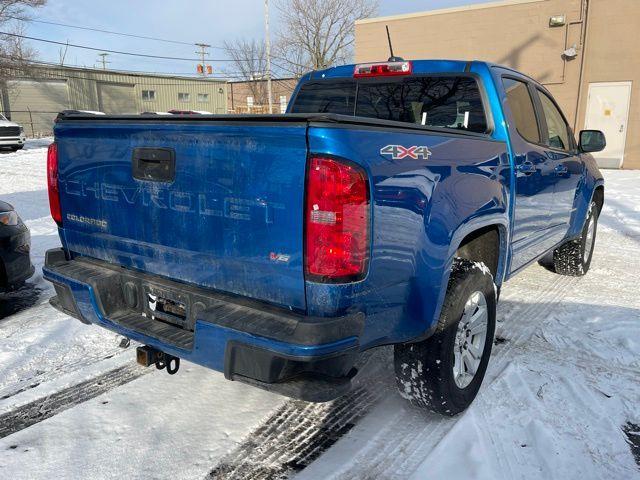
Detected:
left=551, top=201, right=599, bottom=276
left=394, top=258, right=497, bottom=415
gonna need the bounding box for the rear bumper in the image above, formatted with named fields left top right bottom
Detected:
left=43, top=248, right=365, bottom=402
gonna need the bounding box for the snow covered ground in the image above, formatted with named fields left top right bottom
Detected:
left=0, top=140, right=638, bottom=479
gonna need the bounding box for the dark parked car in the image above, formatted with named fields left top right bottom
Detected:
left=0, top=200, right=34, bottom=291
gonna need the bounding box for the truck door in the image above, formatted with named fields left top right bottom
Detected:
left=501, top=76, right=556, bottom=272
left=533, top=88, right=582, bottom=243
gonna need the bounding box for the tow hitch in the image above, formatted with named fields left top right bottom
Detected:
left=136, top=345, right=181, bottom=375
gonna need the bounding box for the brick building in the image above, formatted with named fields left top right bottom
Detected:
left=227, top=78, right=298, bottom=114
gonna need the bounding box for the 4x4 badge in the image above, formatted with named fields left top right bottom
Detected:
left=380, top=145, right=432, bottom=160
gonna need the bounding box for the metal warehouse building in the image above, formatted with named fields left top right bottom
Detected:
left=3, top=65, right=228, bottom=136
left=356, top=0, right=640, bottom=169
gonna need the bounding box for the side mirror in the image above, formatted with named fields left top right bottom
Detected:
left=579, top=130, right=606, bottom=153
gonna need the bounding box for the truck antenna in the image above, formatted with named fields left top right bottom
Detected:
left=386, top=25, right=404, bottom=62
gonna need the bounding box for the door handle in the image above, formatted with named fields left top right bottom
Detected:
left=554, top=164, right=569, bottom=176
left=517, top=161, right=536, bottom=175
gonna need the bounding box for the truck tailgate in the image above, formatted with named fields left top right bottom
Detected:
left=54, top=119, right=308, bottom=310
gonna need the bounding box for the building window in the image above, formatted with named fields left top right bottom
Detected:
left=279, top=95, right=287, bottom=114
left=178, top=92, right=190, bottom=102
left=197, top=93, right=209, bottom=103
left=142, top=90, right=155, bottom=101
left=247, top=96, right=254, bottom=108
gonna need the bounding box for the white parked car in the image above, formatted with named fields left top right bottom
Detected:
left=0, top=114, right=27, bottom=151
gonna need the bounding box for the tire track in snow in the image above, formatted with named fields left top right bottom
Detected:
left=0, top=364, right=148, bottom=439
left=207, top=387, right=381, bottom=480
left=0, top=349, right=126, bottom=402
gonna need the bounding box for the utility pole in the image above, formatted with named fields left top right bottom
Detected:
left=195, top=43, right=210, bottom=76
left=97, top=53, right=110, bottom=70
left=59, top=40, right=69, bottom=66
left=264, top=0, right=274, bottom=113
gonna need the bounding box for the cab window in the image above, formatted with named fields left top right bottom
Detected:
left=292, top=76, right=488, bottom=134
left=502, top=77, right=540, bottom=144
left=537, top=90, right=572, bottom=151
left=355, top=77, right=488, bottom=133
left=290, top=81, right=356, bottom=116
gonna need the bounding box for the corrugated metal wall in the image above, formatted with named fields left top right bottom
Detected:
left=5, top=66, right=228, bottom=135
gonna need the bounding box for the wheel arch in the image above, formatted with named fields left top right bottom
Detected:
left=568, top=176, right=604, bottom=239
left=448, top=217, right=509, bottom=287
left=592, top=184, right=604, bottom=214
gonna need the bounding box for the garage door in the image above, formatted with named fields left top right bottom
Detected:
left=97, top=83, right=136, bottom=114
left=7, top=79, right=70, bottom=136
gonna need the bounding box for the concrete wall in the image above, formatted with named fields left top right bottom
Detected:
left=355, top=0, right=640, bottom=169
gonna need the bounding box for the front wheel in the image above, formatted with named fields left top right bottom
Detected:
left=552, top=201, right=598, bottom=276
left=394, top=259, right=496, bottom=415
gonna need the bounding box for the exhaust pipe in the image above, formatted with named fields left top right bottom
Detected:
left=136, top=346, right=180, bottom=375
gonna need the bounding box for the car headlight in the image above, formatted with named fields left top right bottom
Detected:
left=19, top=126, right=24, bottom=135
left=0, top=211, right=19, bottom=226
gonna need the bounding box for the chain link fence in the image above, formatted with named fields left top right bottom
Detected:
left=0, top=109, right=59, bottom=137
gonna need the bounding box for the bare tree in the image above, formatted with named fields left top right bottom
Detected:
left=223, top=38, right=270, bottom=107
left=0, top=0, right=47, bottom=115
left=274, top=0, right=378, bottom=74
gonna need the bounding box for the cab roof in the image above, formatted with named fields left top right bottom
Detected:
left=307, top=59, right=478, bottom=80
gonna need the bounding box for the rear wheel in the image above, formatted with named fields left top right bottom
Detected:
left=394, top=259, right=496, bottom=415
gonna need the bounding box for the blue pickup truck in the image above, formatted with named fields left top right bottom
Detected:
left=43, top=60, right=605, bottom=415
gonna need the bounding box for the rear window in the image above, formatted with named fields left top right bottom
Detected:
left=290, top=81, right=356, bottom=116
left=291, top=76, right=488, bottom=134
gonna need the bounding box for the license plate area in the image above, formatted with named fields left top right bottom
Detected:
left=144, top=285, right=190, bottom=330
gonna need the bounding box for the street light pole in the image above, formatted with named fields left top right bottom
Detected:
left=264, top=0, right=274, bottom=113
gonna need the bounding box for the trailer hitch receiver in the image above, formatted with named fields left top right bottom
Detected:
left=136, top=345, right=180, bottom=375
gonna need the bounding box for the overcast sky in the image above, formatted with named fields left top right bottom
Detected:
left=21, top=0, right=491, bottom=76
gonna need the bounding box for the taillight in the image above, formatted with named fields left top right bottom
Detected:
left=47, top=142, right=62, bottom=226
left=354, top=61, right=412, bottom=78
left=305, top=156, right=370, bottom=282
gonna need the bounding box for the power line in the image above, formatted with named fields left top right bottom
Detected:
left=0, top=56, right=248, bottom=82
left=4, top=14, right=199, bottom=47
left=0, top=30, right=253, bottom=62
left=2, top=16, right=304, bottom=76
left=1, top=50, right=304, bottom=80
